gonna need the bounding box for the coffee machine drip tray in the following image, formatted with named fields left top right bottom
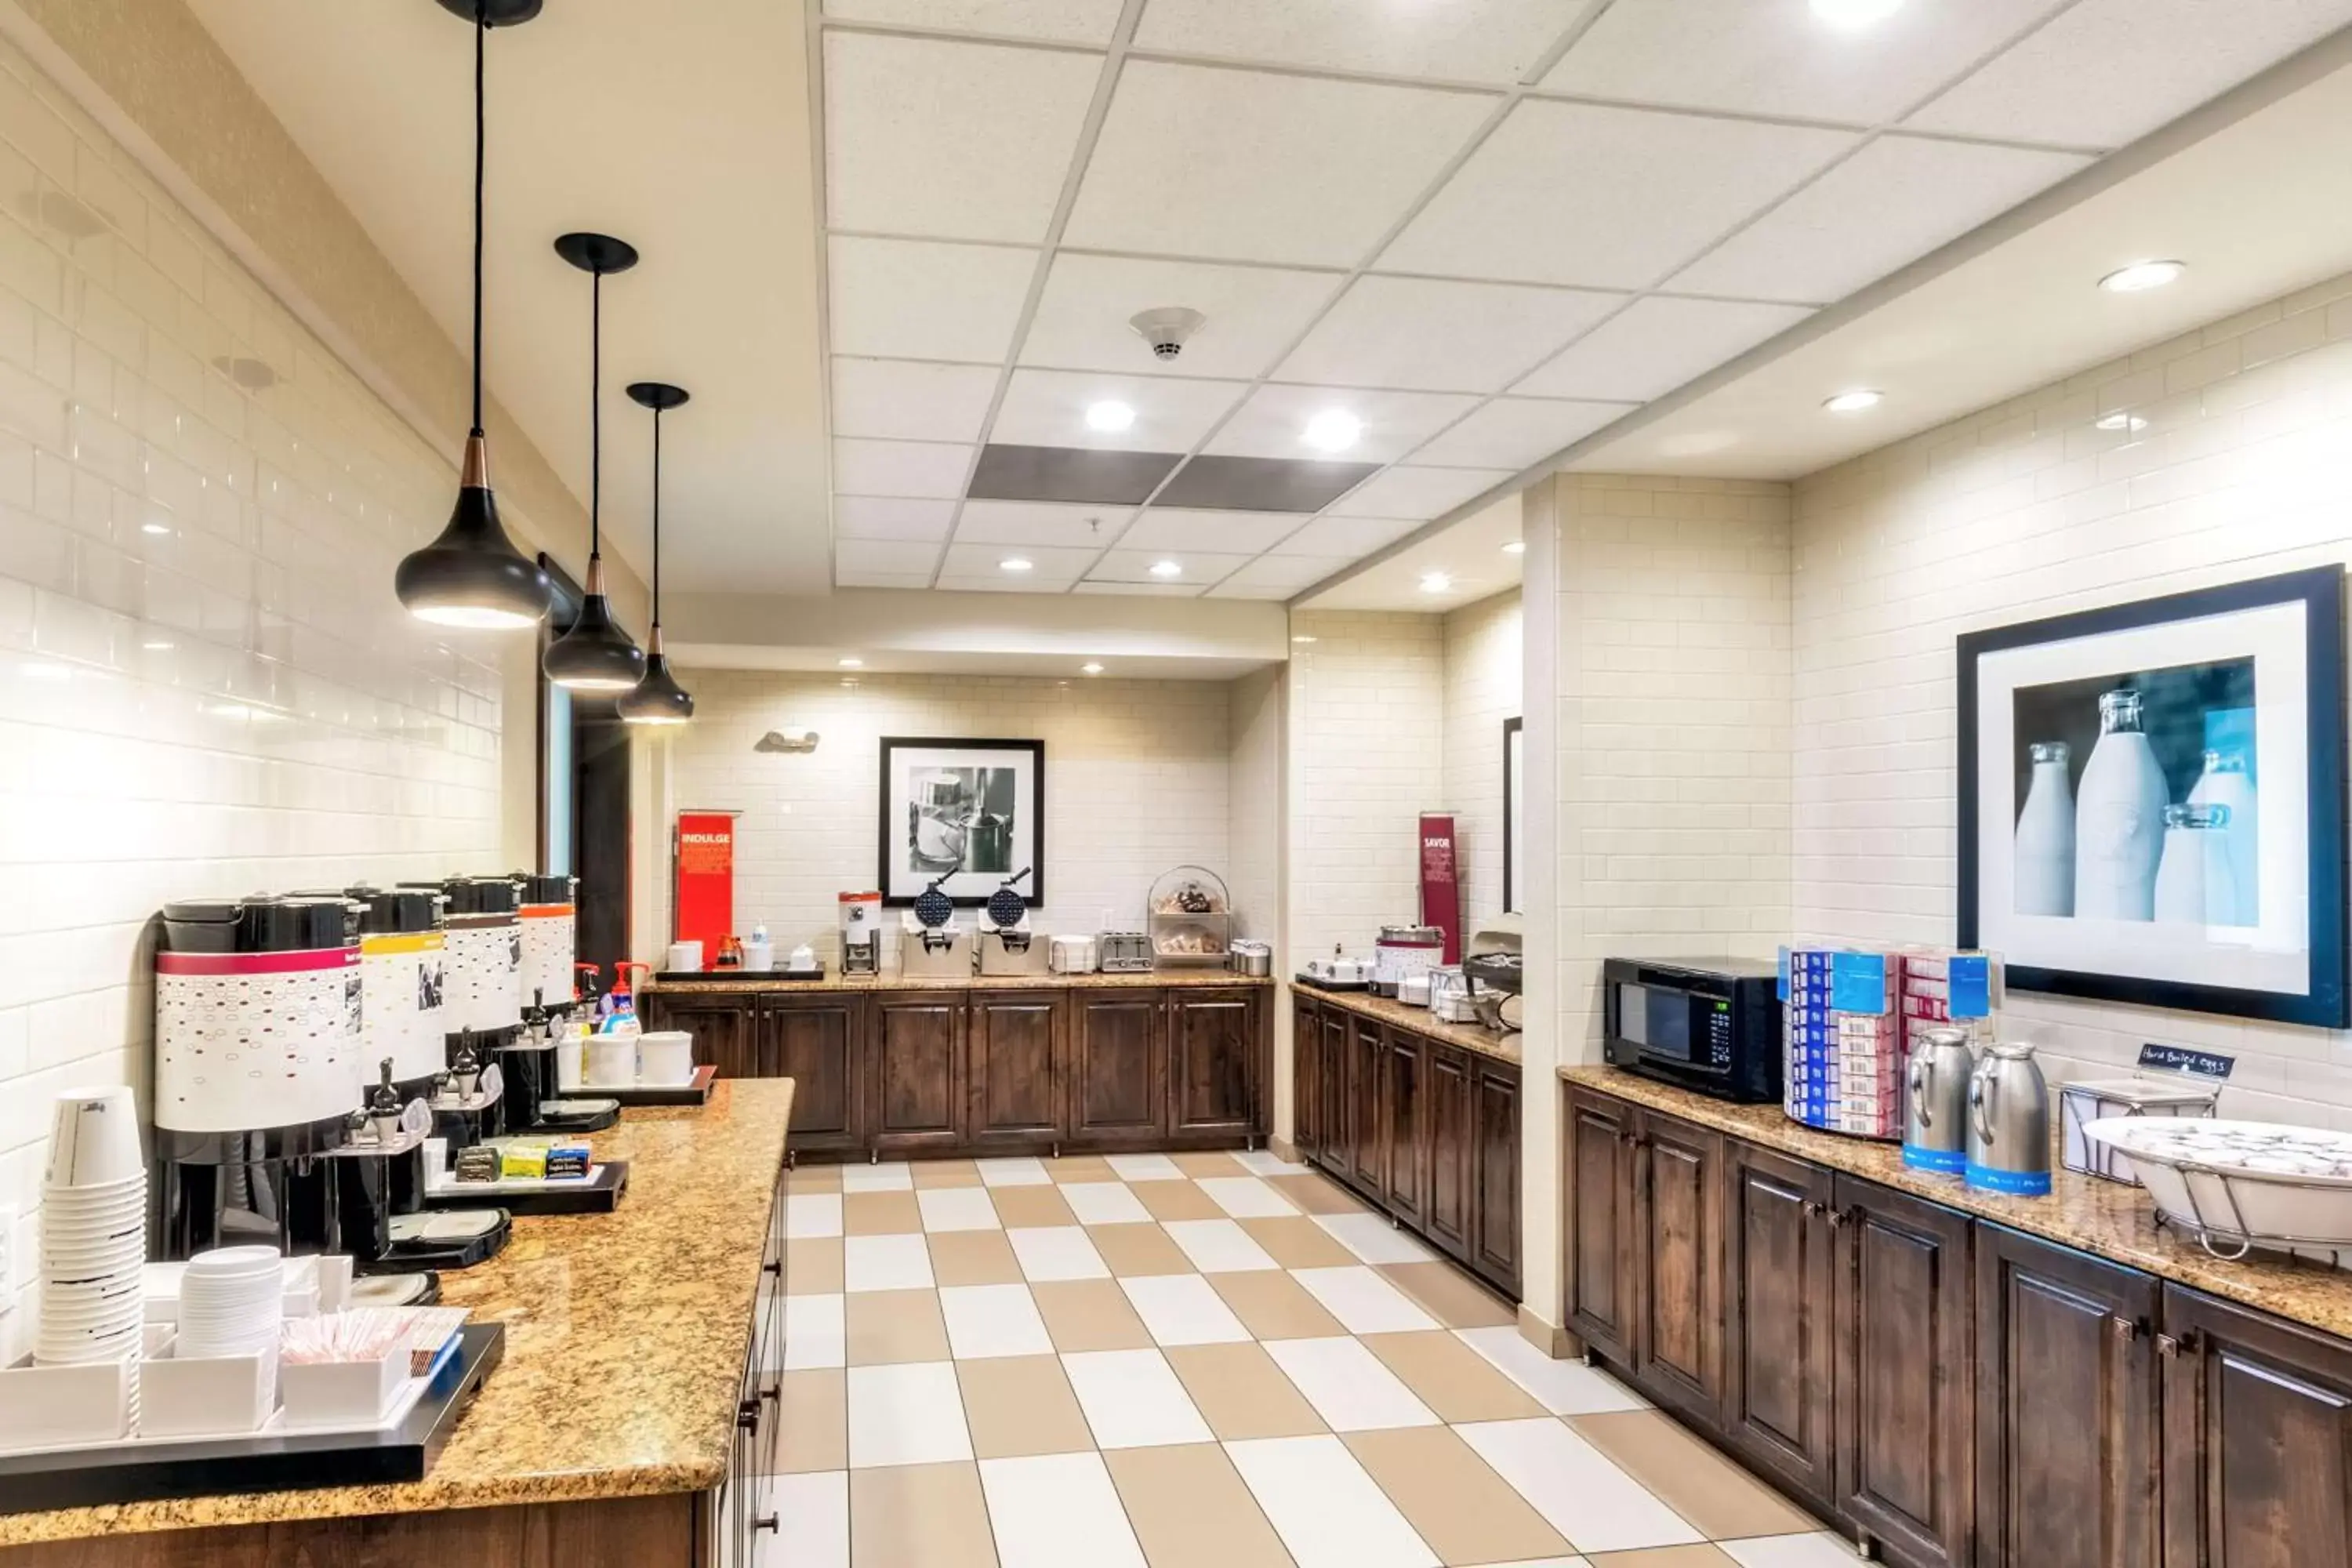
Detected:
left=375, top=1207, right=512, bottom=1272
left=533, top=1097, right=621, bottom=1133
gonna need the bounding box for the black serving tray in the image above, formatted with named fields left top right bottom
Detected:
left=422, top=1158, right=630, bottom=1216
left=597, top=1063, right=718, bottom=1107
left=1293, top=974, right=1370, bottom=993
left=0, top=1323, right=504, bottom=1515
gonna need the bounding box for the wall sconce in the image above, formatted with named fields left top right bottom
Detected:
left=755, top=729, right=819, bottom=754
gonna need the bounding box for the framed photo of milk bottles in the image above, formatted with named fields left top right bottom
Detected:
left=1958, top=567, right=2347, bottom=1026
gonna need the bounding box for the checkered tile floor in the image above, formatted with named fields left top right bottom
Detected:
left=759, top=1150, right=1855, bottom=1568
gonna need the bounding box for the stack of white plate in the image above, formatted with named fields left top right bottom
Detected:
left=178, top=1247, right=286, bottom=1406
left=36, top=1086, right=149, bottom=1429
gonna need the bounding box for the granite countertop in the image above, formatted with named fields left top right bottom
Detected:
left=653, top=968, right=1269, bottom=993
left=1294, top=982, right=1523, bottom=1066
left=1561, top=1064, right=2352, bottom=1341
left=0, top=1079, right=797, bottom=1547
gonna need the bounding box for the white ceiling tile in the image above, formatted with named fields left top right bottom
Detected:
left=830, top=358, right=1002, bottom=442
left=1544, top=0, right=2067, bottom=125
left=938, top=542, right=1097, bottom=580
left=1072, top=580, right=1210, bottom=597
left=1324, top=466, right=1514, bottom=521
left=1512, top=296, right=1813, bottom=401
left=1273, top=514, right=1425, bottom=557
left=1408, top=397, right=1633, bottom=470
left=1115, top=508, right=1306, bottom=553
left=1276, top=274, right=1623, bottom=394
left=1022, top=253, right=1345, bottom=379
left=1907, top=0, right=2352, bottom=149
left=954, top=499, right=1132, bottom=547
left=1379, top=99, right=1857, bottom=289
left=837, top=539, right=943, bottom=577
left=828, top=236, right=1038, bottom=364
left=822, top=0, right=1123, bottom=45
left=1063, top=61, right=1497, bottom=267
left=1205, top=384, right=1479, bottom=463
left=1087, top=548, right=1254, bottom=585
left=1133, top=0, right=1579, bottom=85
left=837, top=570, right=938, bottom=590
left=825, top=31, right=1101, bottom=243
left=833, top=437, right=975, bottom=498
left=836, top=495, right=958, bottom=542
left=1208, top=554, right=1355, bottom=597
left=1669, top=135, right=2092, bottom=305
left=989, top=368, right=1247, bottom=450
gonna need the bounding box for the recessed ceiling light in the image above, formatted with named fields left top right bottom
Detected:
left=2094, top=412, right=2150, bottom=434
left=1080, top=662, right=1105, bottom=675
left=1809, top=0, right=1904, bottom=25
left=1149, top=559, right=1183, bottom=579
left=1085, top=400, right=1136, bottom=434
left=1501, top=540, right=1526, bottom=556
left=2100, top=260, right=2185, bottom=294
left=1419, top=572, right=1452, bottom=594
left=1302, top=409, right=1363, bottom=454
left=1291, top=634, right=1317, bottom=644
left=837, top=657, right=863, bottom=669
left=141, top=522, right=172, bottom=536
left=999, top=557, right=1033, bottom=574
left=1822, top=390, right=1882, bottom=415
left=142, top=640, right=173, bottom=651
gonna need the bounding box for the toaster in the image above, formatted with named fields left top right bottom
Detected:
left=1096, top=931, right=1153, bottom=973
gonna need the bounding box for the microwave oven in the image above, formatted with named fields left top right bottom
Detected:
left=1602, top=956, right=1782, bottom=1103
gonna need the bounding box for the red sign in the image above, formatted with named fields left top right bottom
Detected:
left=1420, top=812, right=1461, bottom=964
left=674, top=811, right=736, bottom=964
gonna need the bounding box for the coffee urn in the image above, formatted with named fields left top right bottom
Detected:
left=1965, top=1042, right=2053, bottom=1196
left=1902, top=1027, right=1976, bottom=1177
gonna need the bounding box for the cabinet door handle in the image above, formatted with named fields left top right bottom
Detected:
left=1826, top=1207, right=1853, bottom=1229
left=2110, top=1316, right=2143, bottom=1344
left=2155, top=1327, right=2202, bottom=1359
left=753, top=1515, right=780, bottom=1534
left=763, top=1258, right=782, bottom=1276
left=1801, top=1200, right=1824, bottom=1219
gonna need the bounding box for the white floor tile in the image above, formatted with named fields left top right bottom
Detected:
left=1162, top=1218, right=1280, bottom=1272
left=978, top=1156, right=1052, bottom=1187
left=1235, top=1149, right=1312, bottom=1177
left=1196, top=1175, right=1298, bottom=1218
left=1453, top=1329, right=1652, bottom=1415
left=1261, top=1335, right=1439, bottom=1431
left=981, top=1451, right=1149, bottom=1568
left=1105, top=1152, right=1185, bottom=1181
left=847, top=1360, right=973, bottom=1468
left=844, top=1233, right=935, bottom=1293
left=1225, top=1434, right=1440, bottom=1568
left=1456, top=1417, right=1704, bottom=1553
left=782, top=1293, right=845, bottom=1370
left=1060, top=1181, right=1152, bottom=1225
left=786, top=1192, right=843, bottom=1239
left=841, top=1162, right=915, bottom=1192
left=1007, top=1225, right=1111, bottom=1281
left=918, top=1186, right=1002, bottom=1232
left=1721, top=1532, right=1867, bottom=1566
left=1062, top=1348, right=1214, bottom=1449
left=1290, top=1266, right=1440, bottom=1334
left=1119, top=1272, right=1252, bottom=1346
left=1454, top=1559, right=1589, bottom=1568
left=770, top=1470, right=848, bottom=1567
left=1313, top=1210, right=1437, bottom=1265
left=940, top=1283, right=1054, bottom=1359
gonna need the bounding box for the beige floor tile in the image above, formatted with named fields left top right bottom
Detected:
left=1163, top=1341, right=1326, bottom=1439
left=1345, top=1425, right=1575, bottom=1566
left=989, top=1183, right=1078, bottom=1229
left=927, top=1229, right=1024, bottom=1286
left=1031, top=1277, right=1154, bottom=1352
left=1359, top=1331, right=1548, bottom=1422
left=1265, top=1172, right=1369, bottom=1216
left=787, top=1237, right=845, bottom=1294
left=1205, top=1270, right=1345, bottom=1340
left=1091, top=1221, right=1198, bottom=1277
left=1135, top=1179, right=1225, bottom=1221
left=1106, top=1443, right=1298, bottom=1568
left=850, top=1461, right=1000, bottom=1568
left=956, top=1354, right=1094, bottom=1458
left=844, top=1190, right=924, bottom=1236
left=845, top=1289, right=950, bottom=1366
left=764, top=1368, right=846, bottom=1474
left=1377, top=1261, right=1517, bottom=1329
left=1237, top=1215, right=1358, bottom=1269
left=1171, top=1149, right=1250, bottom=1178
left=1571, top=1410, right=1820, bottom=1540
left=911, top=1159, right=982, bottom=1188
left=1584, top=1547, right=1740, bottom=1567
left=789, top=1164, right=843, bottom=1192
left=1044, top=1153, right=1118, bottom=1183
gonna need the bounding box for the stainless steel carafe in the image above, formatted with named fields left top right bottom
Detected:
left=1903, top=1027, right=1976, bottom=1177
left=1965, top=1041, right=2053, bottom=1196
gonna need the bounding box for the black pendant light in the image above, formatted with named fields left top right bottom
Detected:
left=394, top=0, right=552, bottom=630
left=617, top=382, right=694, bottom=726
left=542, top=232, right=646, bottom=690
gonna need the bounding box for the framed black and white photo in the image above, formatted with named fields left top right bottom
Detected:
left=878, top=737, right=1046, bottom=907
left=1958, top=567, right=2346, bottom=1026
left=1503, top=717, right=1524, bottom=915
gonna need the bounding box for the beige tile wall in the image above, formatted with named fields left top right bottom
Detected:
left=1442, top=590, right=1523, bottom=932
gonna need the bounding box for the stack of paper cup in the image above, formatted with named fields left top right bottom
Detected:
left=178, top=1247, right=286, bottom=1409
left=37, top=1086, right=148, bottom=1432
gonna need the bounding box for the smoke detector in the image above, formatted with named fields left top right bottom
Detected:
left=1130, top=307, right=1204, bottom=361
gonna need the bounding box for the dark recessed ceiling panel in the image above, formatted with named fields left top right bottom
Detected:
left=967, top=445, right=1183, bottom=505
left=1153, top=456, right=1381, bottom=513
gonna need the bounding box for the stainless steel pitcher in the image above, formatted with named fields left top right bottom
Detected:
left=1903, top=1027, right=1976, bottom=1177
left=1966, top=1041, right=2053, bottom=1196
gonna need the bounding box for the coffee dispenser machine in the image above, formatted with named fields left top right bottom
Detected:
left=405, top=873, right=521, bottom=1132
left=498, top=874, right=614, bottom=1132
left=840, top=891, right=882, bottom=976
left=345, top=884, right=448, bottom=1101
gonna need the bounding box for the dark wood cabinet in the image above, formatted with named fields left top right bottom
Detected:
left=1470, top=1055, right=1519, bottom=1294
left=2161, top=1284, right=2352, bottom=1568
left=1318, top=1005, right=1352, bottom=1178
left=1070, top=992, right=1164, bottom=1146
left=1169, top=987, right=1256, bottom=1139
left=1291, top=996, right=1323, bottom=1160
left=1722, top=1138, right=1838, bottom=1511
left=1423, top=1040, right=1473, bottom=1261
left=648, top=996, right=760, bottom=1081
left=1346, top=1014, right=1385, bottom=1196
left=759, top=994, right=862, bottom=1154
left=1633, top=1111, right=1725, bottom=1423
left=1976, top=1225, right=2159, bottom=1568
left=1566, top=1083, right=1639, bottom=1365
left=868, top=993, right=965, bottom=1155
left=1379, top=1027, right=1426, bottom=1225
left=967, top=990, right=1062, bottom=1149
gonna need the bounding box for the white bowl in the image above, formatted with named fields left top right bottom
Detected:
left=2083, top=1116, right=2352, bottom=1247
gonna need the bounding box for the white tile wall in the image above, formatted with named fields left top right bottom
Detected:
left=1795, top=266, right=2352, bottom=1126
left=1442, top=590, right=1523, bottom=931
left=0, top=35, right=511, bottom=1355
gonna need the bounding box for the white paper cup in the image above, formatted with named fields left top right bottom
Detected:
left=45, top=1087, right=141, bottom=1189
left=637, top=1032, right=694, bottom=1086
left=666, top=940, right=703, bottom=973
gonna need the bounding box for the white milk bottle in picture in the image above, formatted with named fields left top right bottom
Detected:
left=2014, top=740, right=2076, bottom=916
left=2154, top=804, right=2236, bottom=926
left=2187, top=749, right=2259, bottom=925
left=2074, top=688, right=2170, bottom=920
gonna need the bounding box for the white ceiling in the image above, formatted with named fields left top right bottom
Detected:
left=1303, top=492, right=1525, bottom=614
left=817, top=0, right=2352, bottom=604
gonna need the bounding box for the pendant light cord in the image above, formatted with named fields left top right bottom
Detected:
left=589, top=269, right=601, bottom=557
left=470, top=2, right=486, bottom=437
left=650, top=406, right=662, bottom=627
